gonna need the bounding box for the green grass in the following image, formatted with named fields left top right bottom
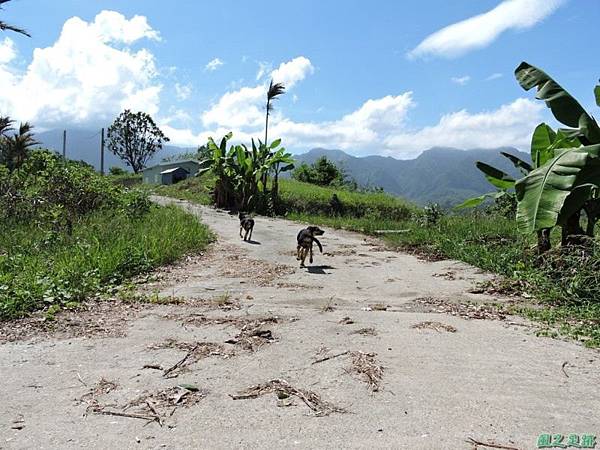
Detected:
left=108, top=173, right=143, bottom=187
left=278, top=178, right=416, bottom=220
left=0, top=205, right=213, bottom=319
left=152, top=175, right=215, bottom=205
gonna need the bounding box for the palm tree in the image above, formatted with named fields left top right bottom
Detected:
left=0, top=0, right=30, bottom=37
left=6, top=122, right=38, bottom=170
left=264, top=80, right=285, bottom=146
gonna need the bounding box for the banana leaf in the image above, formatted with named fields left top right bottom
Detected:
left=515, top=62, right=600, bottom=143
left=515, top=144, right=600, bottom=234
left=500, top=151, right=532, bottom=175
left=455, top=191, right=507, bottom=209
left=475, top=161, right=515, bottom=190
left=530, top=123, right=556, bottom=168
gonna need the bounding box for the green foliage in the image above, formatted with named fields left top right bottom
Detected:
left=513, top=62, right=600, bottom=246
left=109, top=166, right=128, bottom=176
left=0, top=206, right=212, bottom=319
left=0, top=118, right=39, bottom=171
left=417, top=203, right=444, bottom=226
left=107, top=109, right=170, bottom=173
left=278, top=178, right=414, bottom=220
left=1, top=150, right=122, bottom=233
left=203, top=133, right=295, bottom=213
left=515, top=144, right=600, bottom=234
left=292, top=156, right=352, bottom=188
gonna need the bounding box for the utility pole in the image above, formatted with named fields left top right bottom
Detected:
left=62, top=129, right=66, bottom=158
left=100, top=128, right=105, bottom=175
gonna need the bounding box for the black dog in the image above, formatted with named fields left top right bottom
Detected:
left=239, top=212, right=254, bottom=241
left=296, top=226, right=325, bottom=267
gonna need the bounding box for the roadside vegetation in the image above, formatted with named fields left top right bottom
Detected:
left=0, top=132, right=211, bottom=319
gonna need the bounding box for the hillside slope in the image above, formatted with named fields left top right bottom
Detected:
left=293, top=147, right=529, bottom=206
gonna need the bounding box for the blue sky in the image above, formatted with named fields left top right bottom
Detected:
left=1, top=0, right=598, bottom=157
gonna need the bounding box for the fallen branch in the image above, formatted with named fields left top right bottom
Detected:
left=230, top=379, right=346, bottom=416
left=312, top=350, right=349, bottom=365
left=561, top=361, right=569, bottom=378
left=94, top=409, right=159, bottom=423
left=466, top=437, right=521, bottom=450
left=163, top=344, right=200, bottom=378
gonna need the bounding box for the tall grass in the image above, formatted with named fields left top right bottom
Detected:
left=0, top=205, right=212, bottom=319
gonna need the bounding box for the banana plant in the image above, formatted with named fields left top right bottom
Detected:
left=513, top=62, right=600, bottom=247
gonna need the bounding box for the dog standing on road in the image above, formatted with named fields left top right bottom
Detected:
left=296, top=226, right=325, bottom=267
left=239, top=212, right=255, bottom=242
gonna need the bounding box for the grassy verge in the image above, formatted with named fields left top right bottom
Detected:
left=0, top=205, right=213, bottom=319
left=151, top=174, right=216, bottom=206
left=279, top=178, right=415, bottom=220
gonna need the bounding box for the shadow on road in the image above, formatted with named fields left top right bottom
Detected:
left=244, top=240, right=261, bottom=245
left=306, top=265, right=335, bottom=275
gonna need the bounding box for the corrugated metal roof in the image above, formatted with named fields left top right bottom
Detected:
left=160, top=167, right=189, bottom=174
left=142, top=159, right=200, bottom=172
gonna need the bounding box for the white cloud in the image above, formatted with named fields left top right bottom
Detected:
left=164, top=96, right=544, bottom=157
left=486, top=72, right=503, bottom=81
left=384, top=98, right=544, bottom=158
left=270, top=56, right=314, bottom=88
left=292, top=94, right=299, bottom=103
left=202, top=56, right=315, bottom=130
left=0, top=10, right=161, bottom=126
left=205, top=58, right=224, bottom=71
left=451, top=75, right=471, bottom=86
left=408, top=0, right=566, bottom=59
left=270, top=93, right=416, bottom=151
left=256, top=61, right=272, bottom=81
left=0, top=37, right=16, bottom=64
left=168, top=52, right=543, bottom=158
left=174, top=83, right=192, bottom=101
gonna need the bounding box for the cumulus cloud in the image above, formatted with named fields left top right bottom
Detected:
left=384, top=98, right=544, bottom=158
left=451, top=75, right=471, bottom=86
left=270, top=56, right=314, bottom=87
left=174, top=83, right=192, bottom=101
left=408, top=0, right=566, bottom=59
left=0, top=10, right=161, bottom=126
left=201, top=56, right=315, bottom=129
left=167, top=55, right=543, bottom=158
left=0, top=37, right=16, bottom=64
left=205, top=58, right=224, bottom=71
left=255, top=61, right=272, bottom=81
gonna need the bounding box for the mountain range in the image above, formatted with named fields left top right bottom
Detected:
left=291, top=147, right=528, bottom=206
left=33, top=128, right=528, bottom=206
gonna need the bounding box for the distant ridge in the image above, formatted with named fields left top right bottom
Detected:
left=292, top=146, right=529, bottom=206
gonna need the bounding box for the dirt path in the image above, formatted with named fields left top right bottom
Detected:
left=1, top=197, right=599, bottom=449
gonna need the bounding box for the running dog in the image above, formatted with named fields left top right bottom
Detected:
left=296, top=226, right=325, bottom=267
left=239, top=212, right=255, bottom=241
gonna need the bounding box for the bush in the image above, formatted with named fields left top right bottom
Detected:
left=1, top=150, right=127, bottom=231
left=109, top=166, right=128, bottom=176
left=292, top=156, right=348, bottom=187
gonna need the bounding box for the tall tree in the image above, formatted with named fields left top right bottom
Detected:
left=107, top=110, right=169, bottom=173
left=264, top=80, right=285, bottom=146
left=0, top=0, right=30, bottom=37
